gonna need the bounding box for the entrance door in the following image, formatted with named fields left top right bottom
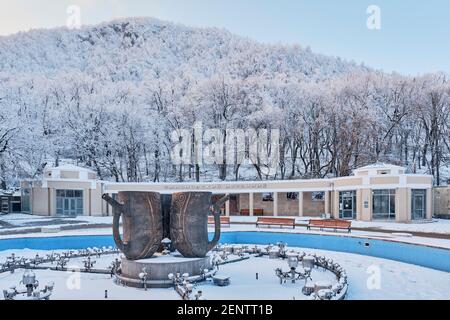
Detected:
left=372, top=189, right=396, bottom=220
left=57, top=190, right=83, bottom=217
left=412, top=190, right=426, bottom=220
left=70, top=198, right=78, bottom=216
left=63, top=198, right=78, bottom=217
left=63, top=198, right=75, bottom=217
left=339, top=191, right=356, bottom=219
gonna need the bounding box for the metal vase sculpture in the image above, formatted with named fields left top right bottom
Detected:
left=170, top=192, right=229, bottom=258
left=102, top=192, right=163, bottom=260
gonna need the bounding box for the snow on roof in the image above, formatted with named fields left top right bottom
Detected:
left=46, top=164, right=96, bottom=173
left=0, top=189, right=19, bottom=197
left=354, top=162, right=405, bottom=171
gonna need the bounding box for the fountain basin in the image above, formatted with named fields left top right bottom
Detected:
left=117, top=253, right=211, bottom=288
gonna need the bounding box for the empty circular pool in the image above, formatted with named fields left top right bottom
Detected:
left=0, top=231, right=449, bottom=272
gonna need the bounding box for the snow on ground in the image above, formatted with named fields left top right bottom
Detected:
left=0, top=227, right=113, bottom=239
left=1, top=214, right=56, bottom=224
left=1, top=246, right=449, bottom=300
left=0, top=269, right=178, bottom=300
left=351, top=219, right=450, bottom=234
left=0, top=213, right=114, bottom=226
left=198, top=256, right=337, bottom=300
left=297, top=247, right=450, bottom=300
left=0, top=249, right=178, bottom=300
left=202, top=247, right=450, bottom=300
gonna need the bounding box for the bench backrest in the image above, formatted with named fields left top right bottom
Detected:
left=335, top=220, right=351, bottom=228
left=308, top=220, right=325, bottom=227
left=309, top=219, right=351, bottom=228
left=323, top=220, right=337, bottom=227
left=257, top=217, right=295, bottom=224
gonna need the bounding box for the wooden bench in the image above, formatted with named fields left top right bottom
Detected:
left=256, top=217, right=296, bottom=229
left=307, top=219, right=352, bottom=233
left=208, top=216, right=231, bottom=228
left=240, top=209, right=264, bottom=216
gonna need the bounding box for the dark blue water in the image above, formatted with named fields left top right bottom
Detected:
left=1, top=232, right=449, bottom=273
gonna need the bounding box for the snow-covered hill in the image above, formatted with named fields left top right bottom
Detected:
left=0, top=17, right=368, bottom=81
left=0, top=18, right=448, bottom=186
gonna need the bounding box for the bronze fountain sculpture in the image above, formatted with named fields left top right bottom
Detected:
left=102, top=192, right=228, bottom=259
left=103, top=192, right=229, bottom=287
left=102, top=191, right=229, bottom=288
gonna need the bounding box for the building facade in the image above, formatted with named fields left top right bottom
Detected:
left=0, top=190, right=22, bottom=214
left=21, top=163, right=435, bottom=222
left=434, top=186, right=450, bottom=217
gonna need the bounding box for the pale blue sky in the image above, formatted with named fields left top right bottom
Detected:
left=0, top=0, right=449, bottom=75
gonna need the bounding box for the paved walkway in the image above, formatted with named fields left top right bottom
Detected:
left=0, top=223, right=114, bottom=236
left=351, top=227, right=450, bottom=240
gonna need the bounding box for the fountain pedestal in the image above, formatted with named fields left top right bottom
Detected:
left=116, top=253, right=211, bottom=288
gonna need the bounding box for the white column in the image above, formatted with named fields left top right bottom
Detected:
left=333, top=191, right=340, bottom=219
left=273, top=192, right=278, bottom=216
left=426, top=188, right=433, bottom=220
left=48, top=188, right=53, bottom=216
left=249, top=193, right=254, bottom=216
left=298, top=192, right=303, bottom=217
left=225, top=198, right=230, bottom=217
left=324, top=191, right=330, bottom=217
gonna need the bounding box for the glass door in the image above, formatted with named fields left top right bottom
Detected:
left=63, top=198, right=70, bottom=215
left=57, top=190, right=83, bottom=216
left=411, top=190, right=426, bottom=220
left=63, top=198, right=78, bottom=217
left=372, top=189, right=396, bottom=220
left=339, top=191, right=356, bottom=219
left=70, top=198, right=77, bottom=216
left=21, top=188, right=31, bottom=213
